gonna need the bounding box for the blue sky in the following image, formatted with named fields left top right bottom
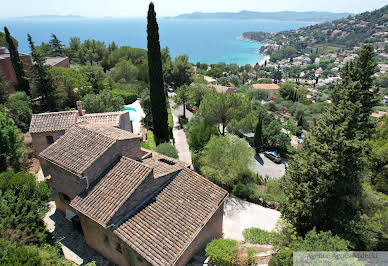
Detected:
left=1, top=0, right=386, bottom=18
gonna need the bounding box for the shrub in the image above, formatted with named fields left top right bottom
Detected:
left=6, top=92, right=32, bottom=132
left=178, top=115, right=188, bottom=125
left=187, top=119, right=218, bottom=152
left=112, top=89, right=138, bottom=104
left=243, top=228, right=276, bottom=244
left=269, top=229, right=353, bottom=266
left=205, top=239, right=238, bottom=266
left=0, top=171, right=52, bottom=246
left=141, top=131, right=156, bottom=150
left=155, top=143, right=179, bottom=159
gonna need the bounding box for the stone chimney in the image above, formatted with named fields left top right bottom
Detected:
left=0, top=47, right=6, bottom=54
left=76, top=101, right=85, bottom=116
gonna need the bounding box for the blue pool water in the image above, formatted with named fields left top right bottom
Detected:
left=124, top=106, right=137, bottom=122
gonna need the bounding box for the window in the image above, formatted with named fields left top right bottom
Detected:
left=159, top=158, right=175, bottom=165
left=46, top=135, right=54, bottom=144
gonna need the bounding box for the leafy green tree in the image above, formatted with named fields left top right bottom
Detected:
left=173, top=85, right=191, bottom=118
left=110, top=60, right=137, bottom=83
left=369, top=115, right=388, bottom=193
left=0, top=69, right=9, bottom=105
left=147, top=2, right=169, bottom=144
left=164, top=54, right=194, bottom=88
left=28, top=34, right=59, bottom=111
left=154, top=143, right=178, bottom=159
left=200, top=135, right=254, bottom=189
left=4, top=27, right=30, bottom=96
left=187, top=118, right=218, bottom=152
left=79, top=65, right=105, bottom=94
left=189, top=83, right=214, bottom=106
left=82, top=90, right=124, bottom=113
left=68, top=37, right=81, bottom=62
left=6, top=92, right=32, bottom=132
left=48, top=67, right=89, bottom=108
left=282, top=46, right=378, bottom=246
left=49, top=33, right=64, bottom=56
left=0, top=109, right=25, bottom=172
left=199, top=92, right=254, bottom=135
left=0, top=171, right=52, bottom=246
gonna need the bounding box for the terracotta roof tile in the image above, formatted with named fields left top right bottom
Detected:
left=252, top=83, right=280, bottom=90
left=70, top=157, right=152, bottom=226
left=114, top=168, right=228, bottom=266
left=39, top=125, right=116, bottom=175
left=29, top=111, right=78, bottom=133
left=141, top=152, right=187, bottom=178
left=77, top=111, right=127, bottom=127
left=79, top=124, right=139, bottom=140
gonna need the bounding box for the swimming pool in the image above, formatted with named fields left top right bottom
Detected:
left=124, top=106, right=137, bottom=122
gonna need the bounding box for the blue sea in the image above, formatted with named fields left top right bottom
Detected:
left=0, top=18, right=313, bottom=66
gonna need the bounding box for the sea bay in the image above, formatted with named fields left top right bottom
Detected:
left=0, top=18, right=313, bottom=65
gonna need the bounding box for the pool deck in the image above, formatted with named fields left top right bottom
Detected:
left=125, top=100, right=145, bottom=134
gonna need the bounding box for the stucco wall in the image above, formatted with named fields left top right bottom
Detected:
left=0, top=54, right=32, bottom=94
left=116, top=138, right=142, bottom=161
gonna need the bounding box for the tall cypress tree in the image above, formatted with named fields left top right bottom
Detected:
left=4, top=27, right=30, bottom=96
left=147, top=2, right=169, bottom=144
left=253, top=114, right=263, bottom=153
left=28, top=34, right=58, bottom=111
left=282, top=45, right=378, bottom=247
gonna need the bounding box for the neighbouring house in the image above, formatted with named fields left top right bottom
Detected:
left=0, top=46, right=32, bottom=94
left=213, top=84, right=237, bottom=94
left=44, top=57, right=70, bottom=68
left=252, top=83, right=280, bottom=97
left=29, top=101, right=132, bottom=154
left=38, top=123, right=228, bottom=266
left=204, top=75, right=217, bottom=85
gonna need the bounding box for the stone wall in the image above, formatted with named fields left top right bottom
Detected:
left=174, top=202, right=225, bottom=266
left=31, top=130, right=65, bottom=155
left=116, top=138, right=142, bottom=161
left=0, top=54, right=32, bottom=94
left=79, top=213, right=152, bottom=266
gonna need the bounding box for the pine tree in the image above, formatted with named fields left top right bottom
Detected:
left=28, top=34, right=58, bottom=111
left=282, top=45, right=378, bottom=245
left=49, top=33, right=64, bottom=56
left=147, top=2, right=169, bottom=144
left=4, top=27, right=30, bottom=96
left=253, top=114, right=263, bottom=153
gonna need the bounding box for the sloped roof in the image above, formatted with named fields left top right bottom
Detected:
left=141, top=152, right=187, bottom=178
left=114, top=168, right=228, bottom=266
left=77, top=112, right=127, bottom=128
left=29, top=111, right=78, bottom=133
left=213, top=85, right=236, bottom=94
left=252, top=83, right=280, bottom=90
left=79, top=123, right=139, bottom=140
left=39, top=125, right=116, bottom=176
left=70, top=157, right=152, bottom=226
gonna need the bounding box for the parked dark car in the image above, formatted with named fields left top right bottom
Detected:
left=185, top=104, right=198, bottom=112
left=264, top=151, right=282, bottom=164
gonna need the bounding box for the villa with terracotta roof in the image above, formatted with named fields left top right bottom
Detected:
left=29, top=101, right=132, bottom=154
left=252, top=83, right=280, bottom=96
left=38, top=122, right=227, bottom=266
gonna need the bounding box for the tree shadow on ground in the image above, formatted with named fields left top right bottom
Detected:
left=49, top=211, right=114, bottom=266
left=254, top=155, right=264, bottom=166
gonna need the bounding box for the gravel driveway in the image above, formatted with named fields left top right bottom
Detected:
left=250, top=153, right=287, bottom=179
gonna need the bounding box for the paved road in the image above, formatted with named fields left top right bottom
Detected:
left=167, top=92, right=194, bottom=120
left=168, top=93, right=193, bottom=166
left=223, top=195, right=281, bottom=241
left=249, top=153, right=287, bottom=179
